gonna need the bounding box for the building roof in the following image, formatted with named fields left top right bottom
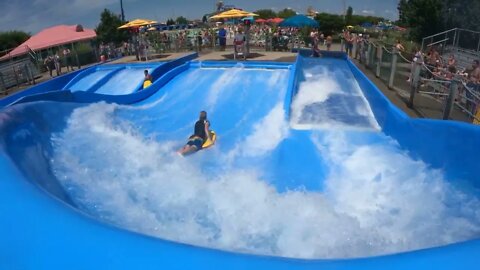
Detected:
left=1, top=25, right=96, bottom=60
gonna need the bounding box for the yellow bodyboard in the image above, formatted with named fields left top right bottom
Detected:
left=202, top=131, right=216, bottom=149
left=143, top=80, right=152, bottom=89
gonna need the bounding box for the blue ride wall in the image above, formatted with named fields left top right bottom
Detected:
left=0, top=52, right=479, bottom=269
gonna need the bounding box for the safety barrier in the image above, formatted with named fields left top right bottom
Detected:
left=355, top=40, right=479, bottom=124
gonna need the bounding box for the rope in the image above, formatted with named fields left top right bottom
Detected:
left=420, top=78, right=452, bottom=84
left=461, top=81, right=480, bottom=101
left=382, top=46, right=394, bottom=55
left=418, top=91, right=449, bottom=96
left=398, top=52, right=413, bottom=63
left=454, top=102, right=480, bottom=122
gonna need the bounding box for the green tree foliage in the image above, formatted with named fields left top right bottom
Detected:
left=254, top=9, right=277, bottom=19
left=0, top=31, right=30, bottom=52
left=96, top=9, right=129, bottom=45
left=401, top=0, right=443, bottom=41
left=398, top=0, right=480, bottom=42
left=442, top=0, right=480, bottom=31
left=277, top=8, right=296, bottom=19
left=397, top=0, right=409, bottom=27
left=166, top=19, right=176, bottom=25
left=314, top=12, right=382, bottom=35
left=345, top=6, right=353, bottom=25
left=175, top=16, right=189, bottom=25
left=314, top=13, right=344, bottom=35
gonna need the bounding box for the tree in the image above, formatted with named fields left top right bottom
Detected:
left=345, top=6, right=353, bottom=25
left=397, top=0, right=409, bottom=27
left=166, top=18, right=175, bottom=25
left=397, top=0, right=444, bottom=41
left=277, top=8, right=296, bottom=19
left=0, top=31, right=30, bottom=52
left=315, top=13, right=344, bottom=35
left=96, top=9, right=129, bottom=45
left=254, top=9, right=277, bottom=19
left=175, top=16, right=189, bottom=25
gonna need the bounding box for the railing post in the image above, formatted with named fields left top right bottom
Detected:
left=442, top=80, right=458, bottom=120
left=389, top=50, right=398, bottom=89
left=29, top=63, right=36, bottom=85
left=366, top=43, right=373, bottom=67
left=376, top=46, right=382, bottom=78
left=408, top=63, right=421, bottom=108
left=23, top=64, right=30, bottom=85
left=13, top=66, right=19, bottom=87
left=341, top=38, right=345, bottom=53
left=0, top=72, right=5, bottom=94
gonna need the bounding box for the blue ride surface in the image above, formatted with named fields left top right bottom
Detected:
left=0, top=52, right=479, bottom=269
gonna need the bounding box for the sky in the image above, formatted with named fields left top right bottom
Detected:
left=0, top=0, right=399, bottom=34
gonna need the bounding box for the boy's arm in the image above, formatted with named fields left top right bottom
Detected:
left=204, top=121, right=212, bottom=141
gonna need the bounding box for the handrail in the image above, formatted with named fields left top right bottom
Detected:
left=426, top=38, right=450, bottom=47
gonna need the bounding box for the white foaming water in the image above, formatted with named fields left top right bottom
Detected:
left=96, top=68, right=152, bottom=95
left=69, top=70, right=112, bottom=91
left=51, top=102, right=480, bottom=259
left=291, top=66, right=379, bottom=130
left=226, top=103, right=289, bottom=160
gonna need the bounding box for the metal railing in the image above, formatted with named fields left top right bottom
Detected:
left=421, top=28, right=480, bottom=53
left=0, top=59, right=38, bottom=94
left=356, top=40, right=479, bottom=124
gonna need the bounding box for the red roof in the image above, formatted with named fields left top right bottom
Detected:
left=1, top=25, right=96, bottom=60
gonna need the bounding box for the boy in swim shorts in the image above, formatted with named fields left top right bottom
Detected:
left=177, top=111, right=211, bottom=156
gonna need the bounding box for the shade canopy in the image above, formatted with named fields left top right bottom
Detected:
left=279, top=15, right=319, bottom=28
left=118, top=19, right=158, bottom=29
left=267, top=18, right=284, bottom=24
left=0, top=24, right=96, bottom=60
left=255, top=18, right=267, bottom=23
left=210, top=9, right=258, bottom=19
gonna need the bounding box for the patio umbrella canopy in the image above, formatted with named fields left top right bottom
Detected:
left=210, top=9, right=258, bottom=19
left=255, top=18, right=267, bottom=23
left=279, top=15, right=319, bottom=28
left=267, top=17, right=284, bottom=24
left=118, top=19, right=158, bottom=29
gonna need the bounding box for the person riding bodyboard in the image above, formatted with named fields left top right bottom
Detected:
left=177, top=111, right=216, bottom=156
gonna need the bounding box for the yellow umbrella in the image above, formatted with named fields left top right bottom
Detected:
left=210, top=9, right=258, bottom=19
left=118, top=19, right=158, bottom=29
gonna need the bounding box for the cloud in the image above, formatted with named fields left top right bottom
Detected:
left=0, top=0, right=123, bottom=33
left=361, top=9, right=375, bottom=15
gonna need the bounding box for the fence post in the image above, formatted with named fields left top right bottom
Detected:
left=0, top=72, right=5, bottom=94
left=388, top=50, right=398, bottom=89
left=12, top=66, right=19, bottom=87
left=376, top=46, right=382, bottom=78
left=29, top=63, right=36, bottom=85
left=23, top=64, right=31, bottom=85
left=366, top=43, right=372, bottom=67
left=408, top=63, right=421, bottom=108
left=442, top=80, right=458, bottom=120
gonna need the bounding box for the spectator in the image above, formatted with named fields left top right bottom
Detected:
left=343, top=31, right=353, bottom=57
left=311, top=32, right=321, bottom=57
left=54, top=53, right=61, bottom=76
left=326, top=35, right=333, bottom=51
left=447, top=54, right=457, bottom=68
left=234, top=29, right=246, bottom=57
left=465, top=60, right=480, bottom=114
left=218, top=26, right=227, bottom=51
left=395, top=40, right=405, bottom=52
left=44, top=56, right=55, bottom=78
left=407, top=47, right=424, bottom=83
left=62, top=48, right=72, bottom=72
